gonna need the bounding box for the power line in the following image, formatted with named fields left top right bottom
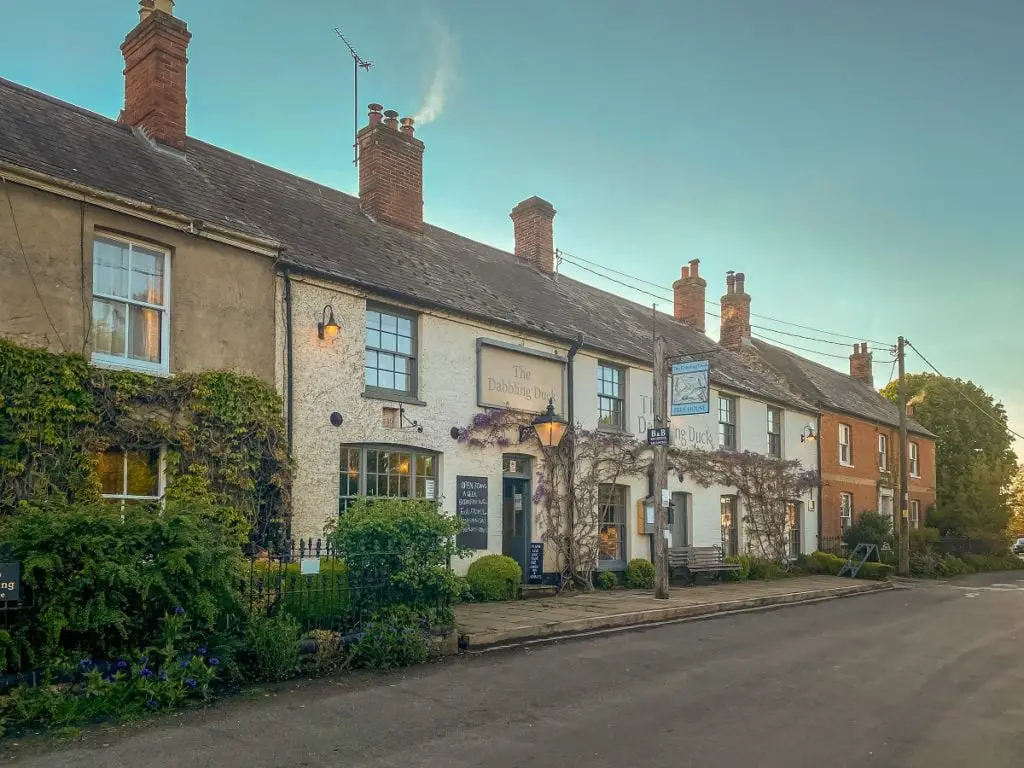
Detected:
left=906, top=341, right=1024, bottom=442
left=750, top=332, right=866, bottom=362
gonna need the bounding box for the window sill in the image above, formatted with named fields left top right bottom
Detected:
left=91, top=357, right=171, bottom=378
left=910, top=474, right=921, bottom=480
left=839, top=461, right=854, bottom=468
left=596, top=561, right=626, bottom=572
left=596, top=424, right=628, bottom=435
left=361, top=389, right=427, bottom=407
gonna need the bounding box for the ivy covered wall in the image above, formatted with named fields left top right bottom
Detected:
left=0, top=340, right=290, bottom=544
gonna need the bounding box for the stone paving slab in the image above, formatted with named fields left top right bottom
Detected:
left=456, top=575, right=891, bottom=648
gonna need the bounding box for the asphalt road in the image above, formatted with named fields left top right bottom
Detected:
left=8, top=572, right=1024, bottom=768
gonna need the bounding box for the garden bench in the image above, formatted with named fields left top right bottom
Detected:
left=669, top=546, right=741, bottom=585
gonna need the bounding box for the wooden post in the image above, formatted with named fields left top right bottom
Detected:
left=653, top=335, right=670, bottom=599
left=897, top=336, right=910, bottom=577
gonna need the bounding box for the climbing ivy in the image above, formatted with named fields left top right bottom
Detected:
left=0, top=340, right=290, bottom=545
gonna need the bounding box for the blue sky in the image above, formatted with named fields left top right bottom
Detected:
left=2, top=0, right=1022, bottom=449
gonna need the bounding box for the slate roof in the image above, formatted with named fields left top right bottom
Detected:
left=0, top=76, right=814, bottom=412
left=750, top=339, right=934, bottom=437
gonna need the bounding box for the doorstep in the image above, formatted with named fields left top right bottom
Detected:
left=456, top=576, right=892, bottom=649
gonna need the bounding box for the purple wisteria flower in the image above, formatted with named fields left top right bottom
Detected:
left=174, top=606, right=186, bottom=616
left=139, top=667, right=153, bottom=678
left=208, top=658, right=219, bottom=667
left=184, top=677, right=197, bottom=689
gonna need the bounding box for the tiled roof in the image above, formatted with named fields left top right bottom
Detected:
left=750, top=339, right=934, bottom=437
left=0, top=76, right=814, bottom=412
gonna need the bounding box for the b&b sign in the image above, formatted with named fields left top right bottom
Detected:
left=647, top=427, right=671, bottom=447
left=0, top=562, right=21, bottom=602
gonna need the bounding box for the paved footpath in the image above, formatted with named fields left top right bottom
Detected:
left=6, top=572, right=1024, bottom=767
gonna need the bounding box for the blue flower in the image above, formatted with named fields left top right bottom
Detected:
left=78, top=658, right=92, bottom=670
left=116, top=659, right=129, bottom=670
left=139, top=667, right=153, bottom=678
left=197, top=646, right=207, bottom=655
left=184, top=677, right=197, bottom=689
left=146, top=698, right=159, bottom=710
left=174, top=606, right=185, bottom=616
left=179, top=660, right=189, bottom=668
left=208, top=657, right=219, bottom=667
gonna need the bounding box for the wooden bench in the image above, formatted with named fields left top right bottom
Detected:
left=669, top=546, right=741, bottom=585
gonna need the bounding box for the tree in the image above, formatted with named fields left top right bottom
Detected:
left=881, top=373, right=1017, bottom=536
left=1009, top=466, right=1024, bottom=539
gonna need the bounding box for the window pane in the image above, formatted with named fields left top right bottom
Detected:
left=125, top=450, right=160, bottom=496
left=379, top=371, right=395, bottom=390
left=416, top=454, right=434, bottom=477
left=93, top=299, right=127, bottom=356
left=397, top=336, right=412, bottom=355
left=397, top=317, right=412, bottom=336
left=379, top=332, right=398, bottom=352
left=366, top=451, right=379, bottom=473
left=130, top=246, right=165, bottom=305
left=128, top=305, right=162, bottom=363
left=366, top=329, right=381, bottom=349
left=98, top=449, right=124, bottom=495
left=93, top=238, right=129, bottom=298
left=365, top=368, right=378, bottom=387
left=394, top=356, right=407, bottom=373
left=378, top=352, right=394, bottom=371
left=394, top=373, right=409, bottom=391
left=366, top=311, right=381, bottom=330
left=380, top=313, right=398, bottom=333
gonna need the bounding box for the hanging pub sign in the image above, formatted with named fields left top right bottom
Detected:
left=671, top=360, right=711, bottom=416
left=0, top=562, right=21, bottom=602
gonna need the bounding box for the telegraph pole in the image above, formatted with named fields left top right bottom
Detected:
left=897, top=336, right=910, bottom=577
left=653, top=335, right=670, bottom=599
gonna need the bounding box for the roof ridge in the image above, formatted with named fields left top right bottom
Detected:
left=0, top=76, right=129, bottom=133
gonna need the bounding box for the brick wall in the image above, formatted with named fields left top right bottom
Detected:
left=510, top=196, right=556, bottom=274
left=357, top=105, right=425, bottom=233
left=672, top=259, right=706, bottom=331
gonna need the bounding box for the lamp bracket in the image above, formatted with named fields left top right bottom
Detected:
left=399, top=405, right=424, bottom=433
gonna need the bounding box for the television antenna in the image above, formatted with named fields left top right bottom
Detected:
left=334, top=28, right=373, bottom=166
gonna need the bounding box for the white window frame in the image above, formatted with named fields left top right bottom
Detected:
left=91, top=234, right=171, bottom=374
left=909, top=442, right=920, bottom=478
left=596, top=362, right=626, bottom=431
left=840, top=492, right=853, bottom=531
left=718, top=395, right=738, bottom=451
left=100, top=446, right=166, bottom=510
left=839, top=424, right=853, bottom=466
left=766, top=406, right=783, bottom=459
left=878, top=434, right=888, bottom=471
left=910, top=499, right=920, bottom=529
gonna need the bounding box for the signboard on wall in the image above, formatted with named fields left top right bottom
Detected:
left=671, top=360, right=711, bottom=416
left=477, top=339, right=566, bottom=414
left=527, top=543, right=544, bottom=584
left=455, top=476, right=489, bottom=550
left=0, top=562, right=20, bottom=602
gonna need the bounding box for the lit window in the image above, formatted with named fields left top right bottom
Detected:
left=721, top=495, right=739, bottom=556
left=767, top=406, right=783, bottom=458
left=787, top=501, right=801, bottom=557
left=840, top=492, right=853, bottom=531
left=597, top=363, right=625, bottom=430
left=365, top=306, right=417, bottom=396
left=597, top=484, right=627, bottom=568
left=98, top=447, right=163, bottom=510
left=839, top=424, right=853, bottom=466
left=878, top=434, right=888, bottom=471
left=91, top=236, right=169, bottom=372
left=719, top=396, right=737, bottom=450
left=909, top=442, right=920, bottom=477
left=339, top=445, right=438, bottom=514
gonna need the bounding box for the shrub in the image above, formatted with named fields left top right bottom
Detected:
left=466, top=555, right=522, bottom=601
left=351, top=606, right=430, bottom=670
left=251, top=559, right=349, bottom=629
left=910, top=527, right=940, bottom=553
left=243, top=613, right=301, bottom=681
left=938, top=555, right=969, bottom=577
left=962, top=553, right=1024, bottom=573
left=596, top=571, right=618, bottom=590
left=856, top=562, right=893, bottom=581
left=746, top=557, right=784, bottom=581
left=305, top=629, right=347, bottom=676
left=809, top=551, right=846, bottom=576
left=328, top=498, right=464, bottom=625
left=624, top=558, right=655, bottom=589
left=910, top=548, right=943, bottom=578
left=843, top=511, right=893, bottom=552
left=722, top=555, right=749, bottom=581
left=0, top=500, right=244, bottom=672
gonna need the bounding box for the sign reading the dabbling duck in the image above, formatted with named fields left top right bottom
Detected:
left=477, top=339, right=566, bottom=415
left=0, top=562, right=21, bottom=602
left=671, top=360, right=711, bottom=416
left=455, top=476, right=489, bottom=550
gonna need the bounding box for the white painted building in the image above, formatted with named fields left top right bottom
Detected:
left=274, top=105, right=820, bottom=580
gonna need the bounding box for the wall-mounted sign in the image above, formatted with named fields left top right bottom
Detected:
left=647, top=427, right=670, bottom=446
left=671, top=360, right=711, bottom=416
left=0, top=563, right=20, bottom=602
left=527, top=543, right=545, bottom=584
left=300, top=558, right=321, bottom=576
left=455, top=476, right=489, bottom=550
left=477, top=339, right=566, bottom=414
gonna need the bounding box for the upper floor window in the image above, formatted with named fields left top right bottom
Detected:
left=909, top=442, right=920, bottom=477
left=718, top=395, right=737, bottom=450
left=98, top=447, right=164, bottom=511
left=766, top=406, right=782, bottom=458
left=597, top=363, right=625, bottom=430
left=339, top=444, right=438, bottom=514
left=91, top=235, right=169, bottom=372
left=878, top=434, right=888, bottom=471
left=839, top=423, right=853, bottom=466
left=365, top=306, right=417, bottom=396
left=840, top=492, right=853, bottom=531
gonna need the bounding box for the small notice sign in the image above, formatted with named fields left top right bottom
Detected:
left=300, top=558, right=321, bottom=576
left=527, top=543, right=544, bottom=584
left=456, top=476, right=489, bottom=550
left=647, top=427, right=670, bottom=446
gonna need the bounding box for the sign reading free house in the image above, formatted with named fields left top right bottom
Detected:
left=477, top=339, right=566, bottom=414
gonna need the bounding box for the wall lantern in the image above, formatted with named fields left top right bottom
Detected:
left=532, top=398, right=568, bottom=448
left=317, top=304, right=340, bottom=340
left=800, top=424, right=817, bottom=443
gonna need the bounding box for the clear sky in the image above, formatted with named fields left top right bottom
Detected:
left=2, top=0, right=1022, bottom=449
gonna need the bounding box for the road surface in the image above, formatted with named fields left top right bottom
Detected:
left=8, top=572, right=1024, bottom=767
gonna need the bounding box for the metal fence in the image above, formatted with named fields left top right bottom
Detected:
left=816, top=535, right=848, bottom=556
left=242, top=538, right=454, bottom=633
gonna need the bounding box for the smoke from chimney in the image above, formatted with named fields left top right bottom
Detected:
left=412, top=17, right=458, bottom=125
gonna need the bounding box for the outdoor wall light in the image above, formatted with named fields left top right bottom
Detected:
left=532, top=398, right=568, bottom=448
left=800, top=424, right=817, bottom=443
left=317, top=304, right=340, bottom=340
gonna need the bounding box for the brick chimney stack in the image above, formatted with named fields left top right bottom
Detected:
left=672, top=258, right=707, bottom=332
left=510, top=196, right=556, bottom=274
left=357, top=104, right=425, bottom=233
left=119, top=0, right=191, bottom=150
left=719, top=271, right=751, bottom=351
left=850, top=343, right=874, bottom=386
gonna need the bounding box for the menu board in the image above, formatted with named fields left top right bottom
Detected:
left=455, top=476, right=488, bottom=550
left=527, top=543, right=544, bottom=584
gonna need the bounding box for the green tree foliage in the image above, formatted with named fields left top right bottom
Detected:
left=881, top=373, right=1016, bottom=535
left=1009, top=466, right=1024, bottom=538
left=843, top=510, right=893, bottom=551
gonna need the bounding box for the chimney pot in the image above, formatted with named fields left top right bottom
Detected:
left=399, top=117, right=415, bottom=135
left=719, top=270, right=751, bottom=351
left=735, top=272, right=746, bottom=294
left=673, top=258, right=707, bottom=331
left=680, top=266, right=690, bottom=279
left=510, top=196, right=557, bottom=274
left=383, top=109, right=399, bottom=129
left=688, top=258, right=700, bottom=278
left=358, top=103, right=425, bottom=232
left=726, top=271, right=736, bottom=294
left=367, top=103, right=383, bottom=126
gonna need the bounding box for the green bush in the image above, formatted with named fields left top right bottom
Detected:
left=328, top=498, right=465, bottom=625
left=910, top=527, right=940, bottom=553
left=938, top=555, right=969, bottom=577
left=243, top=613, right=301, bottom=681
left=856, top=562, right=893, bottom=581
left=596, top=571, right=618, bottom=590
left=0, top=500, right=244, bottom=672
left=624, top=558, right=655, bottom=589
left=843, top=510, right=893, bottom=552
left=722, top=554, right=749, bottom=581
left=809, top=551, right=846, bottom=576
left=962, top=553, right=1024, bottom=573
left=251, top=559, right=350, bottom=629
left=910, top=548, right=943, bottom=578
left=466, top=555, right=522, bottom=601
left=746, top=557, right=784, bottom=581
left=351, top=606, right=430, bottom=670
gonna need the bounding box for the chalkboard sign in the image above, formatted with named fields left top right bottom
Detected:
left=0, top=562, right=20, bottom=602
left=455, top=476, right=489, bottom=550
left=527, top=542, right=544, bottom=584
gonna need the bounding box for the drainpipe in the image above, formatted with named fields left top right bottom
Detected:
left=565, top=333, right=584, bottom=586
left=815, top=412, right=823, bottom=549
left=283, top=267, right=295, bottom=456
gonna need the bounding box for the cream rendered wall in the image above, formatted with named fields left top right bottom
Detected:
left=280, top=273, right=819, bottom=576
